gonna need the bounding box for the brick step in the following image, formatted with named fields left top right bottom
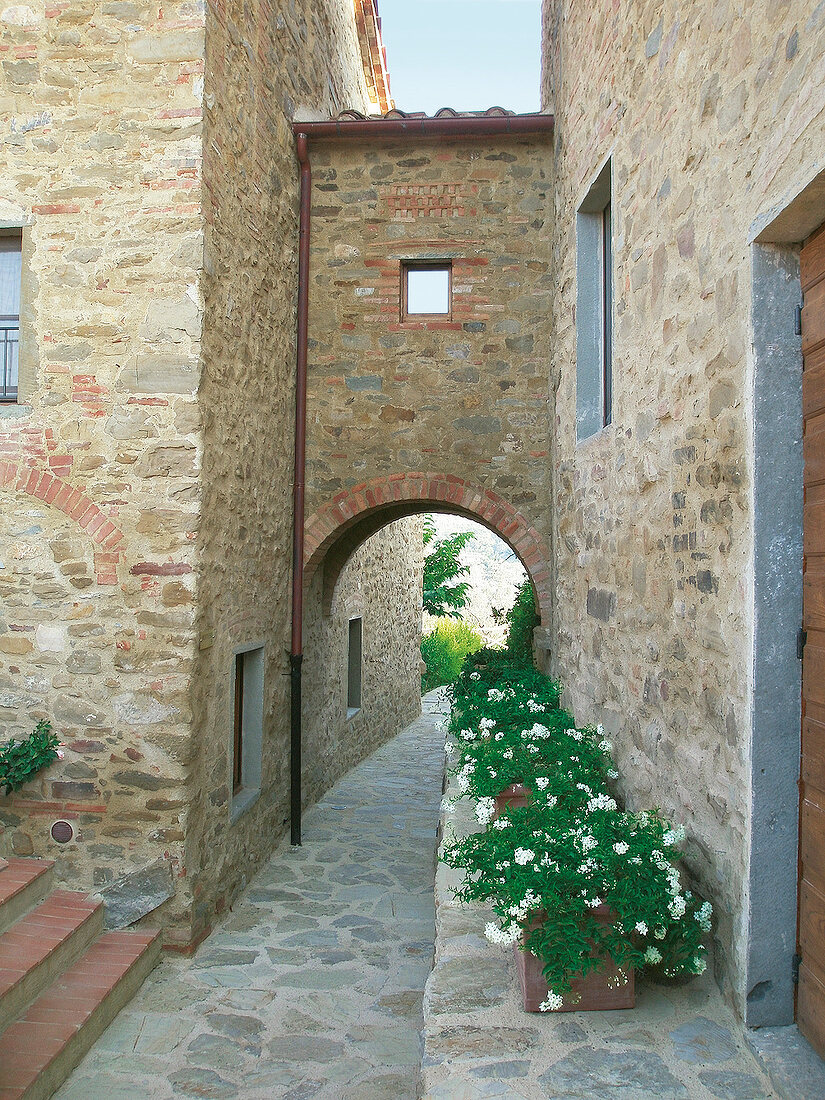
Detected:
left=0, top=928, right=162, bottom=1100
left=0, top=892, right=103, bottom=1033
left=0, top=859, right=55, bottom=935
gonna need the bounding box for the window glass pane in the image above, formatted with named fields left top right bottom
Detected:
left=0, top=236, right=21, bottom=317
left=407, top=267, right=450, bottom=314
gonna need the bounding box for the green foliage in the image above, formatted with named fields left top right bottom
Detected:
left=504, top=578, right=539, bottom=663
left=422, top=515, right=474, bottom=619
left=443, top=659, right=712, bottom=1007
left=421, top=618, right=484, bottom=692
left=0, top=720, right=60, bottom=796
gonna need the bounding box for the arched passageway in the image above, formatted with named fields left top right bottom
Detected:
left=303, top=472, right=551, bottom=623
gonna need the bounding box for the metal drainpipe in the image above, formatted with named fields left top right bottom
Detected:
left=290, top=132, right=311, bottom=847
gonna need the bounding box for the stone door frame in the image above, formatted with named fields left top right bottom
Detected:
left=747, top=167, right=825, bottom=1027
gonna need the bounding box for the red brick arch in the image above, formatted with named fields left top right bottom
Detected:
left=0, top=460, right=124, bottom=585
left=303, top=472, right=552, bottom=623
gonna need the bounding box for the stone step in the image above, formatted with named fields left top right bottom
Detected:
left=0, top=928, right=162, bottom=1100
left=0, top=859, right=55, bottom=936
left=0, top=891, right=103, bottom=1034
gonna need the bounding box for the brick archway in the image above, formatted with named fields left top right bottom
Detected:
left=303, top=473, right=551, bottom=623
left=0, top=460, right=124, bottom=584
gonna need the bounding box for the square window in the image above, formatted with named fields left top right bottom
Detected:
left=402, top=262, right=451, bottom=319
left=576, top=161, right=613, bottom=440
left=0, top=232, right=21, bottom=403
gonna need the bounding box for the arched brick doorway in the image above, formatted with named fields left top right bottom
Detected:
left=303, top=472, right=552, bottom=623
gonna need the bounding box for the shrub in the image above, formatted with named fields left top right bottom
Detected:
left=421, top=618, right=484, bottom=692
left=505, top=579, right=539, bottom=663
left=0, top=720, right=60, bottom=796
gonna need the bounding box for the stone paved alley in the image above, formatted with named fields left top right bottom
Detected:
left=54, top=699, right=445, bottom=1100
left=54, top=694, right=794, bottom=1099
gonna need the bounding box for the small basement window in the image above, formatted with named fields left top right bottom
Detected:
left=402, top=262, right=451, bottom=319
left=231, top=643, right=265, bottom=822
left=0, top=232, right=21, bottom=403
left=347, top=617, right=362, bottom=718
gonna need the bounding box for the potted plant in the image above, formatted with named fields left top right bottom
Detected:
left=445, top=795, right=712, bottom=1012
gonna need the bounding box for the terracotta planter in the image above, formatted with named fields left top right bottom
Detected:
left=515, top=906, right=635, bottom=1012
left=493, top=783, right=529, bottom=819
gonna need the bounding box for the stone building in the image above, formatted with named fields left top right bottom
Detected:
left=543, top=0, right=825, bottom=1049
left=0, top=0, right=422, bottom=951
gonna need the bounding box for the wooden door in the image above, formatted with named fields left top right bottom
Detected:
left=798, top=220, right=825, bottom=1055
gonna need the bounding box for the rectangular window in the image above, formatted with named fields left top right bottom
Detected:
left=231, top=644, right=265, bottom=821
left=347, top=617, right=362, bottom=717
left=402, top=262, right=451, bottom=319
left=576, top=161, right=613, bottom=440
left=0, top=232, right=21, bottom=403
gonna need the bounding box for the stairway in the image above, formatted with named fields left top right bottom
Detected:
left=0, top=857, right=161, bottom=1100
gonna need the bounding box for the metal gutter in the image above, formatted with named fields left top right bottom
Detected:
left=291, top=112, right=554, bottom=143
left=290, top=132, right=311, bottom=847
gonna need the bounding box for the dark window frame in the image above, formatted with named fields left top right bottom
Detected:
left=400, top=261, right=453, bottom=321
left=347, top=616, right=363, bottom=716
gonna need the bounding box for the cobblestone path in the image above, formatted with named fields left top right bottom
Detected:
left=55, top=697, right=446, bottom=1100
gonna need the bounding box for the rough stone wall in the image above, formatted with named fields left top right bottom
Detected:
left=304, top=135, right=554, bottom=560
left=303, top=518, right=423, bottom=808
left=543, top=0, right=825, bottom=1010
left=182, top=0, right=422, bottom=945
left=0, top=0, right=422, bottom=948
left=0, top=1, right=205, bottom=932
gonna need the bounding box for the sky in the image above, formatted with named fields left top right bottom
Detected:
left=376, top=0, right=542, bottom=116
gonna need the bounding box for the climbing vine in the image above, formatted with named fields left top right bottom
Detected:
left=0, top=720, right=60, bottom=795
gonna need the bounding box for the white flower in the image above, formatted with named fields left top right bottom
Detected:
left=644, top=946, right=662, bottom=964
left=692, top=956, right=707, bottom=974
left=663, top=825, right=686, bottom=847
left=487, top=688, right=505, bottom=702
left=598, top=738, right=613, bottom=754
left=545, top=795, right=558, bottom=809
left=695, top=901, right=713, bottom=932
left=514, top=847, right=535, bottom=866
left=503, top=749, right=513, bottom=759
left=489, top=768, right=497, bottom=779
left=479, top=717, right=495, bottom=732
left=444, top=741, right=455, bottom=758
left=654, top=926, right=666, bottom=940
left=539, top=991, right=564, bottom=1012
left=580, top=835, right=597, bottom=852
left=474, top=797, right=496, bottom=826
left=608, top=769, right=619, bottom=780
left=669, top=895, right=687, bottom=919
left=629, top=856, right=642, bottom=865
left=586, top=896, right=603, bottom=908
left=492, top=818, right=510, bottom=830
left=535, top=777, right=550, bottom=790
left=586, top=794, right=617, bottom=813
left=484, top=921, right=520, bottom=946
left=596, top=724, right=605, bottom=736
left=635, top=921, right=648, bottom=935
left=461, top=728, right=477, bottom=741
left=470, top=672, right=481, bottom=681
left=526, top=699, right=543, bottom=713
left=651, top=849, right=663, bottom=861
left=613, top=842, right=629, bottom=855
left=494, top=733, right=504, bottom=741
left=530, top=723, right=552, bottom=739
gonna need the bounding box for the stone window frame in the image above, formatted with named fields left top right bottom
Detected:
left=0, top=213, right=37, bottom=417
left=346, top=616, right=363, bottom=719
left=575, top=158, right=613, bottom=442
left=229, top=642, right=265, bottom=824
left=400, top=260, right=453, bottom=321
